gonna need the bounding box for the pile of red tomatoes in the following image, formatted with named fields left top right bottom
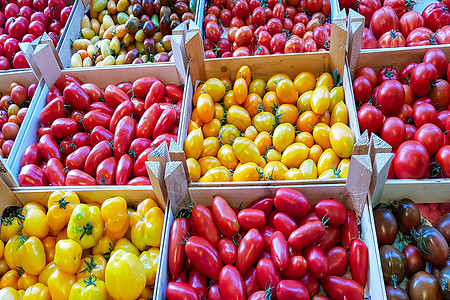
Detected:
left=0, top=0, right=72, bottom=70
left=354, top=48, right=450, bottom=179
left=201, top=0, right=333, bottom=58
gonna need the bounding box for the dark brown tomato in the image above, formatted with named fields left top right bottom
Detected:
left=409, top=271, right=442, bottom=300
left=380, top=245, right=406, bottom=286
left=373, top=208, right=398, bottom=246
left=435, top=213, right=450, bottom=242
left=402, top=245, right=425, bottom=277
left=412, top=225, right=449, bottom=266
left=393, top=198, right=421, bottom=232
left=385, top=285, right=409, bottom=300
left=439, top=267, right=450, bottom=298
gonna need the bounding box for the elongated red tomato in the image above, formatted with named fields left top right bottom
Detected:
left=51, top=118, right=78, bottom=139
left=39, top=96, right=66, bottom=125
left=185, top=236, right=223, bottom=280
left=60, top=137, right=77, bottom=156
left=260, top=226, right=276, bottom=252
left=212, top=196, right=240, bottom=239
left=73, top=132, right=90, bottom=148
left=116, top=154, right=133, bottom=185
left=83, top=111, right=112, bottom=131
left=21, top=144, right=41, bottom=167
left=166, top=84, right=184, bottom=102
left=288, top=221, right=325, bottom=250
left=126, top=176, right=151, bottom=185
left=96, top=156, right=117, bottom=185
left=145, top=80, right=166, bottom=109
left=104, top=84, right=130, bottom=108
left=315, top=199, right=346, bottom=226
left=129, top=138, right=152, bottom=159
left=192, top=205, right=221, bottom=248
left=281, top=256, right=308, bottom=280
left=273, top=212, right=297, bottom=239
left=341, top=209, right=359, bottom=249
left=314, top=225, right=340, bottom=252
left=66, top=146, right=91, bottom=170
left=88, top=102, right=115, bottom=116
left=238, top=209, right=266, bottom=231
left=304, top=245, right=328, bottom=279
left=246, top=197, right=274, bottom=216
left=350, top=239, right=368, bottom=288
left=235, top=228, right=264, bottom=275
left=299, top=271, right=319, bottom=297
left=46, top=158, right=66, bottom=186
left=81, top=83, right=103, bottom=103
left=326, top=246, right=348, bottom=276
left=90, top=126, right=114, bottom=147
left=219, top=265, right=246, bottom=300
left=274, top=188, right=310, bottom=218
left=38, top=134, right=62, bottom=162
left=256, top=258, right=281, bottom=289
left=271, top=231, right=289, bottom=271
left=63, top=82, right=90, bottom=110
left=153, top=109, right=176, bottom=140
left=84, top=141, right=113, bottom=176
left=243, top=267, right=260, bottom=297
left=322, top=276, right=364, bottom=300
left=136, top=103, right=162, bottom=139
left=218, top=238, right=236, bottom=265
left=65, top=169, right=97, bottom=185
left=276, top=280, right=309, bottom=300
left=132, top=77, right=162, bottom=99
left=19, top=164, right=48, bottom=186
left=189, top=268, right=208, bottom=299
left=113, top=116, right=136, bottom=159
left=133, top=148, right=154, bottom=177
left=54, top=75, right=83, bottom=90
left=166, top=282, right=200, bottom=300
left=109, top=101, right=134, bottom=133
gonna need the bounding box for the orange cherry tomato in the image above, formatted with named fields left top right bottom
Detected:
left=296, top=111, right=319, bottom=133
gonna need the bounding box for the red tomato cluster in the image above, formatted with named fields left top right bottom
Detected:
left=0, top=82, right=37, bottom=158
left=340, top=0, right=450, bottom=48
left=167, top=188, right=368, bottom=300
left=202, top=0, right=333, bottom=58
left=354, top=48, right=450, bottom=179
left=0, top=0, right=71, bottom=70
left=18, top=74, right=182, bottom=186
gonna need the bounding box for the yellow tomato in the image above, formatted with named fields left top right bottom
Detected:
left=46, top=191, right=80, bottom=233
left=197, top=93, right=214, bottom=124
left=191, top=108, right=204, bottom=127
left=101, top=197, right=129, bottom=240
left=264, top=161, right=288, bottom=180
left=319, top=169, right=342, bottom=179
left=4, top=235, right=21, bottom=270
left=236, top=65, right=252, bottom=86
left=200, top=166, right=231, bottom=182
left=1, top=212, right=23, bottom=243
left=266, top=149, right=281, bottom=162
left=188, top=120, right=201, bottom=133
left=202, top=78, right=226, bottom=102
left=283, top=168, right=303, bottom=180
left=227, top=105, right=251, bottom=132
left=38, top=262, right=56, bottom=286
left=198, top=156, right=222, bottom=176
left=41, top=236, right=55, bottom=264
left=300, top=159, right=318, bottom=179
left=0, top=240, right=4, bottom=259
left=220, top=77, right=232, bottom=92
left=0, top=270, right=18, bottom=289
left=273, top=123, right=295, bottom=152
left=254, top=131, right=272, bottom=155
left=202, top=119, right=221, bottom=138
left=244, top=93, right=263, bottom=117
left=0, top=258, right=7, bottom=277
left=233, top=162, right=262, bottom=181
left=311, top=85, right=330, bottom=115
left=249, top=79, right=266, bottom=97
left=308, top=144, right=323, bottom=164
left=329, top=86, right=344, bottom=111
left=331, top=101, right=348, bottom=125
left=214, top=103, right=225, bottom=120
left=330, top=123, right=355, bottom=158
left=69, top=275, right=108, bottom=300
left=54, top=239, right=82, bottom=274
left=113, top=238, right=140, bottom=257
left=313, top=123, right=331, bottom=150
left=297, top=91, right=313, bottom=112
left=192, top=84, right=205, bottom=107
left=316, top=72, right=333, bottom=91
left=296, top=111, right=319, bottom=133
left=232, top=137, right=260, bottom=164
left=253, top=112, right=276, bottom=133
left=223, top=90, right=237, bottom=110
left=77, top=254, right=107, bottom=281
left=262, top=91, right=279, bottom=112
left=184, top=128, right=204, bottom=159
left=257, top=156, right=267, bottom=168
left=47, top=268, right=76, bottom=300
left=92, top=235, right=115, bottom=259
left=267, top=74, right=289, bottom=91
left=281, top=143, right=310, bottom=168
left=294, top=71, right=316, bottom=94
left=295, top=132, right=314, bottom=148
left=23, top=208, right=49, bottom=239
left=219, top=124, right=240, bottom=145
left=23, top=283, right=51, bottom=300
left=23, top=202, right=46, bottom=213
left=244, top=126, right=258, bottom=140
left=317, top=148, right=340, bottom=175
left=338, top=158, right=350, bottom=178
left=17, top=236, right=46, bottom=276
left=233, top=78, right=248, bottom=104
left=276, top=79, right=298, bottom=104
left=319, top=111, right=331, bottom=125
left=17, top=273, right=38, bottom=290
left=0, top=287, right=21, bottom=299
left=277, top=104, right=299, bottom=125
left=217, top=145, right=239, bottom=169
left=201, top=137, right=220, bottom=157
left=187, top=158, right=201, bottom=182
left=139, top=247, right=159, bottom=286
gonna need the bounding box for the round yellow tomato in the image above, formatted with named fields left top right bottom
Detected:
left=244, top=126, right=258, bottom=140
left=317, top=148, right=340, bottom=176
left=329, top=86, right=344, bottom=111
left=192, top=83, right=204, bottom=107
left=244, top=93, right=263, bottom=117
left=313, top=123, right=331, bottom=150
left=185, top=128, right=204, bottom=159
left=200, top=166, right=231, bottom=182
left=233, top=78, right=248, bottom=104
left=197, top=93, right=214, bottom=124
left=297, top=91, right=313, bottom=112
left=0, top=287, right=21, bottom=300
left=217, top=145, right=239, bottom=169
left=227, top=105, right=251, bottom=132
left=236, top=65, right=252, bottom=86
left=338, top=158, right=350, bottom=178
left=264, top=161, right=288, bottom=180
left=283, top=168, right=304, bottom=180
left=254, top=131, right=272, bottom=155
left=214, top=103, right=225, bottom=120
left=277, top=104, right=299, bottom=125
left=249, top=79, right=266, bottom=97
left=273, top=123, right=295, bottom=152
left=296, top=111, right=319, bottom=133
left=253, top=112, right=276, bottom=132
left=319, top=111, right=331, bottom=125
left=281, top=143, right=309, bottom=168
left=331, top=101, right=348, bottom=126
left=294, top=71, right=316, bottom=95
left=202, top=78, right=226, bottom=102
left=267, top=74, right=289, bottom=91
left=220, top=77, right=232, bottom=92
left=316, top=72, right=333, bottom=91
left=198, top=156, right=221, bottom=176
left=187, top=158, right=201, bottom=182
left=300, top=159, right=318, bottom=179
left=276, top=79, right=298, bottom=104
left=308, top=144, right=323, bottom=164
left=295, top=132, right=314, bottom=148
left=233, top=162, right=262, bottom=181
left=311, top=85, right=330, bottom=115
left=330, top=123, right=355, bottom=158
left=202, top=118, right=221, bottom=138
left=223, top=90, right=237, bottom=110
left=0, top=270, right=18, bottom=289
left=23, top=283, right=51, bottom=300
left=17, top=273, right=38, bottom=290
left=23, top=208, right=49, bottom=239
left=266, top=149, right=281, bottom=162
left=232, top=137, right=260, bottom=164
left=200, top=137, right=220, bottom=157
left=191, top=108, right=204, bottom=127
left=219, top=125, right=240, bottom=145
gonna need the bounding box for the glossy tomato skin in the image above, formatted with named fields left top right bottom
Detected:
left=274, top=188, right=310, bottom=218
left=238, top=209, right=266, bottom=231
left=219, top=265, right=246, bottom=300
left=314, top=225, right=340, bottom=252
left=350, top=239, right=368, bottom=288
left=218, top=238, right=236, bottom=265
left=414, top=123, right=444, bottom=156
left=46, top=157, right=66, bottom=186
left=410, top=62, right=438, bottom=97
left=413, top=103, right=439, bottom=128
left=109, top=101, right=134, bottom=133
left=361, top=28, right=377, bottom=49
left=435, top=145, right=450, bottom=177
left=137, top=103, right=162, bottom=139
left=19, top=164, right=48, bottom=186
left=377, top=66, right=398, bottom=85
left=185, top=235, right=223, bottom=280
left=243, top=267, right=260, bottom=297
left=288, top=221, right=325, bottom=250
left=326, top=247, right=348, bottom=276
left=400, top=11, right=424, bottom=38
left=209, top=281, right=225, bottom=300
left=246, top=197, right=274, bottom=216
left=113, top=116, right=136, bottom=159
left=65, top=169, right=97, bottom=185
left=260, top=226, right=276, bottom=251
left=394, top=140, right=430, bottom=179
left=256, top=257, right=281, bottom=289
left=270, top=231, right=289, bottom=271
left=276, top=280, right=309, bottom=300
left=357, top=0, right=381, bottom=26
left=357, top=104, right=383, bottom=136
left=315, top=199, right=346, bottom=226
left=192, top=205, right=221, bottom=248
left=378, top=30, right=406, bottom=48
left=380, top=117, right=406, bottom=150
left=423, top=48, right=448, bottom=79
left=50, top=118, right=78, bottom=139
left=84, top=140, right=112, bottom=176
left=104, top=84, right=131, bottom=109
left=299, top=271, right=319, bottom=297
left=90, top=126, right=114, bottom=147
left=280, top=255, right=307, bottom=280
left=21, top=144, right=41, bottom=167
left=96, top=156, right=117, bottom=185
left=83, top=111, right=112, bottom=131
left=376, top=80, right=405, bottom=116
left=422, top=2, right=450, bottom=32
left=273, top=212, right=297, bottom=239
left=39, top=96, right=67, bottom=126
left=66, top=146, right=91, bottom=170
left=188, top=268, right=208, bottom=299
left=399, top=62, right=418, bottom=84
left=304, top=245, right=328, bottom=279
left=212, top=195, right=240, bottom=239
left=323, top=276, right=364, bottom=300
left=166, top=282, right=200, bottom=300
left=235, top=228, right=264, bottom=275
left=353, top=76, right=372, bottom=104
left=38, top=134, right=62, bottom=162
left=63, top=82, right=90, bottom=110
left=341, top=209, right=359, bottom=249
left=370, top=6, right=399, bottom=39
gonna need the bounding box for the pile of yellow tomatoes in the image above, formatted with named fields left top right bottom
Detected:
left=184, top=65, right=355, bottom=182
left=0, top=191, right=164, bottom=300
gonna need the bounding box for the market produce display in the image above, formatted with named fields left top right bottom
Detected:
left=340, top=0, right=450, bottom=49
left=70, top=0, right=196, bottom=67
left=200, top=0, right=333, bottom=57
left=0, top=191, right=164, bottom=299
left=0, top=0, right=71, bottom=70
left=18, top=74, right=182, bottom=186
left=167, top=188, right=368, bottom=299
left=0, top=82, right=37, bottom=159
left=353, top=48, right=450, bottom=179
left=185, top=65, right=355, bottom=182
left=374, top=198, right=450, bottom=299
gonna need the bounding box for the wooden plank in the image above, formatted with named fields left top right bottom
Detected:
left=370, top=152, right=394, bottom=206
left=33, top=44, right=63, bottom=88
left=347, top=19, right=364, bottom=77
left=185, top=31, right=206, bottom=83
left=368, top=133, right=392, bottom=166
left=165, top=161, right=189, bottom=215
left=171, top=34, right=188, bottom=81
left=345, top=154, right=372, bottom=216
left=40, top=32, right=64, bottom=69
left=169, top=139, right=190, bottom=183
left=148, top=141, right=170, bottom=172
left=330, top=19, right=347, bottom=77
left=19, top=42, right=42, bottom=80
left=352, top=130, right=370, bottom=155
left=146, top=161, right=167, bottom=208
left=0, top=177, right=21, bottom=212
left=343, top=63, right=362, bottom=141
